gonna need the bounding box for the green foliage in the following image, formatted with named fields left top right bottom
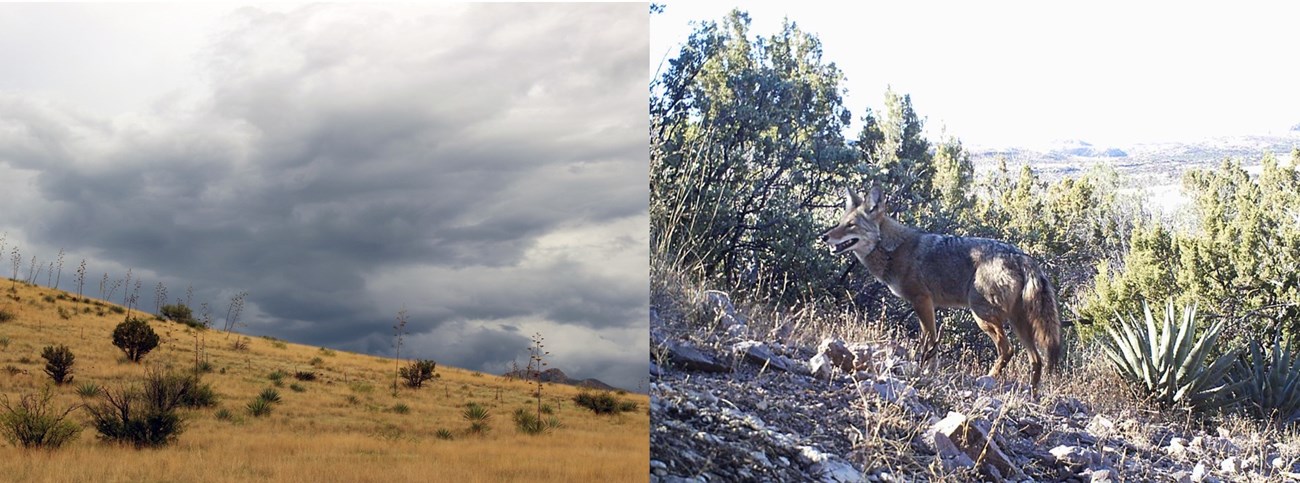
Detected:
left=390, top=403, right=410, bottom=414
left=1082, top=155, right=1300, bottom=342
left=40, top=344, right=75, bottom=385
left=159, top=303, right=202, bottom=329
left=258, top=388, right=282, bottom=404
left=293, top=371, right=317, bottom=382
left=86, top=369, right=201, bottom=447
left=111, top=318, right=159, bottom=363
left=0, top=387, right=82, bottom=449
left=0, top=309, right=13, bottom=323
left=435, top=428, right=454, bottom=440
left=289, top=383, right=305, bottom=393
left=651, top=10, right=859, bottom=304
left=1227, top=338, right=1300, bottom=426
left=399, top=359, right=438, bottom=388
left=1098, top=300, right=1240, bottom=412
left=573, top=390, right=639, bottom=415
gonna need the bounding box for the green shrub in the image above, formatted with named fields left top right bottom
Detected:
left=40, top=344, right=75, bottom=385
left=0, top=309, right=14, bottom=323
left=56, top=307, right=72, bottom=320
left=435, top=428, right=454, bottom=440
left=1098, top=300, right=1240, bottom=412
left=0, top=387, right=82, bottom=449
left=399, top=359, right=437, bottom=388
left=111, top=318, right=159, bottom=363
left=86, top=369, right=196, bottom=447
left=258, top=388, right=281, bottom=404
left=573, top=390, right=620, bottom=414
left=293, top=371, right=316, bottom=382
left=267, top=370, right=286, bottom=383
left=391, top=403, right=410, bottom=414
left=309, top=357, right=324, bottom=367
left=159, top=303, right=202, bottom=329
left=214, top=408, right=234, bottom=421
left=109, top=306, right=125, bottom=314
left=289, top=383, right=305, bottom=393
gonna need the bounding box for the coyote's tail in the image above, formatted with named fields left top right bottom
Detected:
left=1023, top=259, right=1062, bottom=373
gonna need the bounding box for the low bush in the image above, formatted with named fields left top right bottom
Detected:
left=40, top=345, right=75, bottom=385
left=293, top=371, right=317, bottom=382
left=0, top=387, right=82, bottom=449
left=86, top=369, right=201, bottom=447
left=399, top=359, right=438, bottom=388
left=574, top=390, right=639, bottom=415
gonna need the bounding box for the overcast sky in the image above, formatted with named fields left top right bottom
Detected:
left=652, top=1, right=1300, bottom=148
left=0, top=4, right=649, bottom=391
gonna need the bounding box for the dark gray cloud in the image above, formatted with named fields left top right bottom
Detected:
left=0, top=3, right=649, bottom=390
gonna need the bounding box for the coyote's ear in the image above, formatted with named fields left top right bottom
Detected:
left=843, top=187, right=863, bottom=211
left=866, top=185, right=883, bottom=211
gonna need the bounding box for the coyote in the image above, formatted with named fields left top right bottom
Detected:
left=821, top=186, right=1062, bottom=390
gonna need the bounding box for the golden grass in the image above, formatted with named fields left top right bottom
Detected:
left=0, top=281, right=648, bottom=482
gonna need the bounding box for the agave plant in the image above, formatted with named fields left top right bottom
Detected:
left=1228, top=338, right=1300, bottom=426
left=1098, top=300, right=1240, bottom=412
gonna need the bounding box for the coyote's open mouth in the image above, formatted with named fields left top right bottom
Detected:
left=832, top=238, right=859, bottom=255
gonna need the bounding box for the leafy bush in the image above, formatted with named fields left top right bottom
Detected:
left=1228, top=338, right=1300, bottom=426
left=289, top=383, right=305, bottom=393
left=40, top=344, right=75, bottom=385
left=111, top=318, right=159, bottom=363
left=573, top=390, right=639, bottom=415
left=86, top=369, right=199, bottom=447
left=293, top=371, right=317, bottom=382
left=399, top=359, right=437, bottom=388
left=1098, top=301, right=1240, bottom=412
left=159, top=303, right=202, bottom=329
left=0, top=387, right=82, bottom=449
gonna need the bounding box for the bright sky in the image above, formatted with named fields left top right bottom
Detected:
left=651, top=2, right=1300, bottom=148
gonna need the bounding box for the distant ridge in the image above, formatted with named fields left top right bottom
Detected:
left=503, top=367, right=619, bottom=391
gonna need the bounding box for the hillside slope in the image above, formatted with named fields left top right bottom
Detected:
left=0, top=280, right=648, bottom=482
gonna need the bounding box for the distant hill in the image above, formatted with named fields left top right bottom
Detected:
left=971, top=132, right=1300, bottom=181
left=503, top=367, right=619, bottom=391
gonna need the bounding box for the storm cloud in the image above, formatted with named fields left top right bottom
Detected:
left=0, top=4, right=649, bottom=390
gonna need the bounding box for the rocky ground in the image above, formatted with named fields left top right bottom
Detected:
left=650, top=290, right=1300, bottom=482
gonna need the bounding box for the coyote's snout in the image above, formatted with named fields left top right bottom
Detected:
left=822, top=186, right=1062, bottom=391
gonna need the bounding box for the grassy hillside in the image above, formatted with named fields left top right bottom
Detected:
left=0, top=280, right=648, bottom=482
